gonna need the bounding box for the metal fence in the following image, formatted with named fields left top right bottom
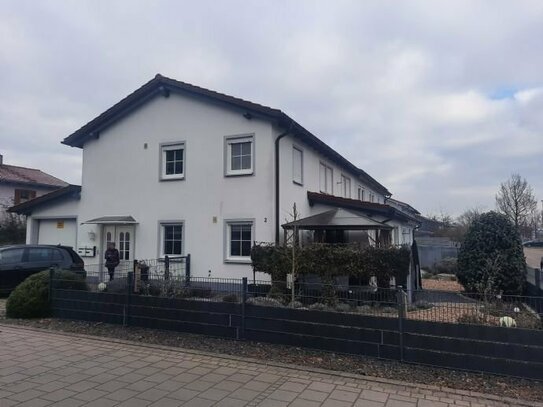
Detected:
left=51, top=263, right=543, bottom=330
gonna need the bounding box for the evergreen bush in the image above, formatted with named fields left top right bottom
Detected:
left=457, top=211, right=526, bottom=294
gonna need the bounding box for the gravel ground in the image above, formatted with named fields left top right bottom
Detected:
left=422, top=277, right=465, bottom=292
left=1, top=315, right=542, bottom=402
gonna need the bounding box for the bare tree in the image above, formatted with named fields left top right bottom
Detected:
left=495, top=174, right=537, bottom=232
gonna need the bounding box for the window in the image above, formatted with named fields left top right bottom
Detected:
left=225, top=135, right=254, bottom=176
left=319, top=163, right=333, bottom=194
left=14, top=189, right=36, bottom=205
left=226, top=221, right=253, bottom=261
left=27, top=248, right=54, bottom=262
left=119, top=232, right=131, bottom=260
left=341, top=175, right=351, bottom=198
left=369, top=192, right=375, bottom=203
left=357, top=186, right=365, bottom=201
left=292, top=146, right=303, bottom=185
left=0, top=248, right=24, bottom=264
left=161, top=224, right=183, bottom=256
left=161, top=143, right=185, bottom=180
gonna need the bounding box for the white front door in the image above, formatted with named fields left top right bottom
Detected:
left=103, top=225, right=135, bottom=273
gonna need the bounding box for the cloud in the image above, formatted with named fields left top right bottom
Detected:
left=1, top=0, right=542, bottom=217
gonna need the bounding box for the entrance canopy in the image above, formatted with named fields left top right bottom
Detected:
left=282, top=208, right=392, bottom=231
left=82, top=215, right=137, bottom=225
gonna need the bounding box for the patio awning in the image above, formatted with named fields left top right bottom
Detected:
left=82, top=216, right=138, bottom=225
left=282, top=208, right=393, bottom=230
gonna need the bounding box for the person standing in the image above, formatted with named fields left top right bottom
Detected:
left=105, top=242, right=120, bottom=281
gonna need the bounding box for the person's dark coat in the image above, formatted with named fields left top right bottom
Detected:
left=105, top=248, right=120, bottom=269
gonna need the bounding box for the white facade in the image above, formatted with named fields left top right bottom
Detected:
left=22, top=79, right=413, bottom=279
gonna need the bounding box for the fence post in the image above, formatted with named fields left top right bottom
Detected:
left=535, top=269, right=542, bottom=294
left=240, top=277, right=247, bottom=340
left=185, top=254, right=191, bottom=287
left=165, top=255, right=170, bottom=281
left=396, top=286, right=406, bottom=362
left=48, top=267, right=55, bottom=305
left=125, top=271, right=133, bottom=327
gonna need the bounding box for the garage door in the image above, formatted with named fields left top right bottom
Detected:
left=37, top=219, right=77, bottom=247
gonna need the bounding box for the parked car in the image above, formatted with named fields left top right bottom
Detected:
left=0, top=244, right=85, bottom=294
left=523, top=240, right=543, bottom=248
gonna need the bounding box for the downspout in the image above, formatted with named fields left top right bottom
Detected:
left=275, top=120, right=295, bottom=244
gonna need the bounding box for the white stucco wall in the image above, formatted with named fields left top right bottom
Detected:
left=77, top=92, right=276, bottom=279
left=276, top=131, right=385, bottom=227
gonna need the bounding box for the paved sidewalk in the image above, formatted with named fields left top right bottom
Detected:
left=0, top=325, right=536, bottom=407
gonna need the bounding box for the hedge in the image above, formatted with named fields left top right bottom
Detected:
left=251, top=243, right=411, bottom=287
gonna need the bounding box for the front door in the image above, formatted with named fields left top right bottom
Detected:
left=103, top=225, right=134, bottom=274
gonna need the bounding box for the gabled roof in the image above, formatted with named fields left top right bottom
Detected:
left=387, top=197, right=421, bottom=216
left=282, top=208, right=392, bottom=230
left=62, top=74, right=390, bottom=195
left=8, top=185, right=81, bottom=215
left=0, top=163, right=68, bottom=189
left=307, top=191, right=420, bottom=224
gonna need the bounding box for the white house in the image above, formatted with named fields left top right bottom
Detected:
left=10, top=75, right=418, bottom=279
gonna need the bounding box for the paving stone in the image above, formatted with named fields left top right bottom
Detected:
left=0, top=325, right=530, bottom=407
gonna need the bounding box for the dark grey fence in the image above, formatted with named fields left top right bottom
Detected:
left=49, top=271, right=543, bottom=381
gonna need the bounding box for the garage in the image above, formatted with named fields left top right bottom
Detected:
left=37, top=218, right=77, bottom=247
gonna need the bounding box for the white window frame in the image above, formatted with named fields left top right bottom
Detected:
left=224, top=219, right=254, bottom=263
left=341, top=174, right=351, bottom=198
left=292, top=145, right=303, bottom=185
left=319, top=162, right=333, bottom=194
left=159, top=222, right=184, bottom=257
left=357, top=186, right=365, bottom=201
left=160, top=142, right=185, bottom=181
left=225, top=135, right=255, bottom=176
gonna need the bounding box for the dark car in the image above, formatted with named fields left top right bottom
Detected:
left=0, top=244, right=86, bottom=294
left=523, top=240, right=543, bottom=248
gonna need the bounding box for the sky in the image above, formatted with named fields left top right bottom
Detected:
left=1, top=0, right=542, bottom=217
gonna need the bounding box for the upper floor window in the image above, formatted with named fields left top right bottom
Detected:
left=14, top=189, right=36, bottom=205
left=225, top=135, right=254, bottom=176
left=357, top=186, right=365, bottom=201
left=319, top=162, right=333, bottom=194
left=161, top=143, right=185, bottom=180
left=292, top=146, right=303, bottom=185
left=341, top=174, right=351, bottom=198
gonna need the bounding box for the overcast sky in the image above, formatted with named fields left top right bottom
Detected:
left=1, top=0, right=542, bottom=217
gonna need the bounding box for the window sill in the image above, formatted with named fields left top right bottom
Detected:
left=224, top=258, right=252, bottom=264
left=225, top=171, right=254, bottom=177
left=293, top=180, right=303, bottom=186
left=160, top=175, right=185, bottom=182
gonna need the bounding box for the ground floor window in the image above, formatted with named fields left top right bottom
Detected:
left=161, top=223, right=183, bottom=256
left=226, top=220, right=253, bottom=262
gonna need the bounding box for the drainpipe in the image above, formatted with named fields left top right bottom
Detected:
left=275, top=121, right=295, bottom=244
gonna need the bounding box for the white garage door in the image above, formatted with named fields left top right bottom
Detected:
left=37, top=219, right=77, bottom=247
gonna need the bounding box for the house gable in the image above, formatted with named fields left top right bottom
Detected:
left=62, top=74, right=390, bottom=196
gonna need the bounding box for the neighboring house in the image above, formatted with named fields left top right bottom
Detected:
left=9, top=75, right=418, bottom=279
left=0, top=154, right=67, bottom=219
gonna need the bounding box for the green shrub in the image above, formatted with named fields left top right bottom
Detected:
left=251, top=243, right=411, bottom=288
left=457, top=212, right=526, bottom=294
left=288, top=300, right=304, bottom=309
left=6, top=270, right=87, bottom=319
